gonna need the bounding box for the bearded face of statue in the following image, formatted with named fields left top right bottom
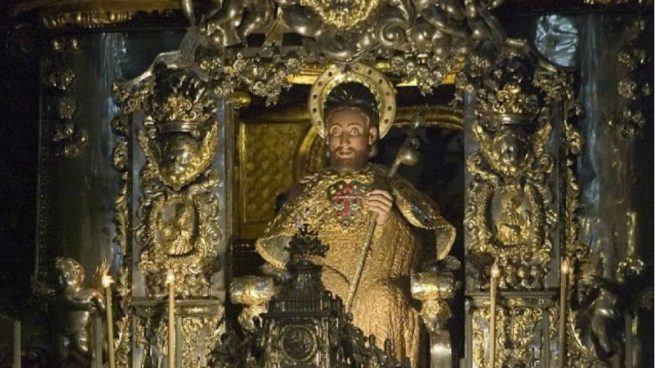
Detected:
left=326, top=109, right=378, bottom=173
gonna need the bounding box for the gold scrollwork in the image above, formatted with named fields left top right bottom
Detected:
left=466, top=118, right=555, bottom=290
left=465, top=43, right=557, bottom=290
left=138, top=122, right=219, bottom=191
left=135, top=300, right=225, bottom=366
left=472, top=301, right=552, bottom=368
left=135, top=67, right=223, bottom=299
left=112, top=64, right=227, bottom=366
left=138, top=171, right=221, bottom=297
left=181, top=315, right=224, bottom=367
left=109, top=75, right=154, bottom=367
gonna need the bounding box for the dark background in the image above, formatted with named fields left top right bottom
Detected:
left=0, top=2, right=39, bottom=314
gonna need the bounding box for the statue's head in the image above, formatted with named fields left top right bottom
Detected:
left=309, top=64, right=397, bottom=173
left=54, top=257, right=85, bottom=293
left=324, top=82, right=379, bottom=172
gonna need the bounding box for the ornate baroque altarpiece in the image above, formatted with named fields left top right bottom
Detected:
left=7, top=0, right=652, bottom=367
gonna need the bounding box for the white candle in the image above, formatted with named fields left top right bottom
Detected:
left=12, top=320, right=20, bottom=368
left=93, top=315, right=102, bottom=368
left=166, top=270, right=176, bottom=368
left=626, top=211, right=637, bottom=256
left=102, top=273, right=116, bottom=368
left=559, top=258, right=570, bottom=368
left=489, top=262, right=500, bottom=368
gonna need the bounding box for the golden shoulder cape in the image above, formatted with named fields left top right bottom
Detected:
left=257, top=164, right=455, bottom=267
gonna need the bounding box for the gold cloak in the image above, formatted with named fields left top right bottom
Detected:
left=256, top=164, right=455, bottom=365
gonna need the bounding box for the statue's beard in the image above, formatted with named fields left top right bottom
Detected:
left=329, top=148, right=369, bottom=173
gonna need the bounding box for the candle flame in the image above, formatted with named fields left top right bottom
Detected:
left=490, top=262, right=501, bottom=278
left=102, top=274, right=114, bottom=288
left=166, top=269, right=175, bottom=285
left=96, top=259, right=113, bottom=289
left=561, top=258, right=570, bottom=275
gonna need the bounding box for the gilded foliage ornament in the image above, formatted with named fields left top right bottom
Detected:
left=471, top=305, right=551, bottom=368
left=465, top=42, right=557, bottom=290
left=177, top=0, right=509, bottom=101
left=133, top=66, right=223, bottom=298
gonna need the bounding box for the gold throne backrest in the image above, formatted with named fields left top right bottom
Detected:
left=235, top=104, right=463, bottom=240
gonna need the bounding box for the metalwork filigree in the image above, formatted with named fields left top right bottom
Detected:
left=411, top=256, right=461, bottom=367
left=131, top=296, right=225, bottom=366
left=10, top=0, right=182, bottom=29
left=565, top=223, right=652, bottom=367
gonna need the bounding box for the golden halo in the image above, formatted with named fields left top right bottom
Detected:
left=308, top=63, right=396, bottom=139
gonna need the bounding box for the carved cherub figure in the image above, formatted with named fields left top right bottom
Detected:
left=52, top=257, right=105, bottom=367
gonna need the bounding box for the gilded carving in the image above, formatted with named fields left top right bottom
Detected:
left=565, top=218, right=651, bottom=367
left=236, top=93, right=462, bottom=240
left=138, top=72, right=219, bottom=191
left=230, top=276, right=277, bottom=331
left=471, top=298, right=555, bottom=368
left=250, top=66, right=457, bottom=366
left=136, top=66, right=222, bottom=298
left=110, top=78, right=149, bottom=368
left=40, top=10, right=135, bottom=29
left=110, top=62, right=227, bottom=366
left=411, top=257, right=461, bottom=366
left=300, top=0, right=382, bottom=30
left=294, top=105, right=463, bottom=181
left=132, top=303, right=225, bottom=368
left=465, top=43, right=555, bottom=290
left=184, top=0, right=507, bottom=103
left=181, top=315, right=224, bottom=367
left=218, top=228, right=404, bottom=367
